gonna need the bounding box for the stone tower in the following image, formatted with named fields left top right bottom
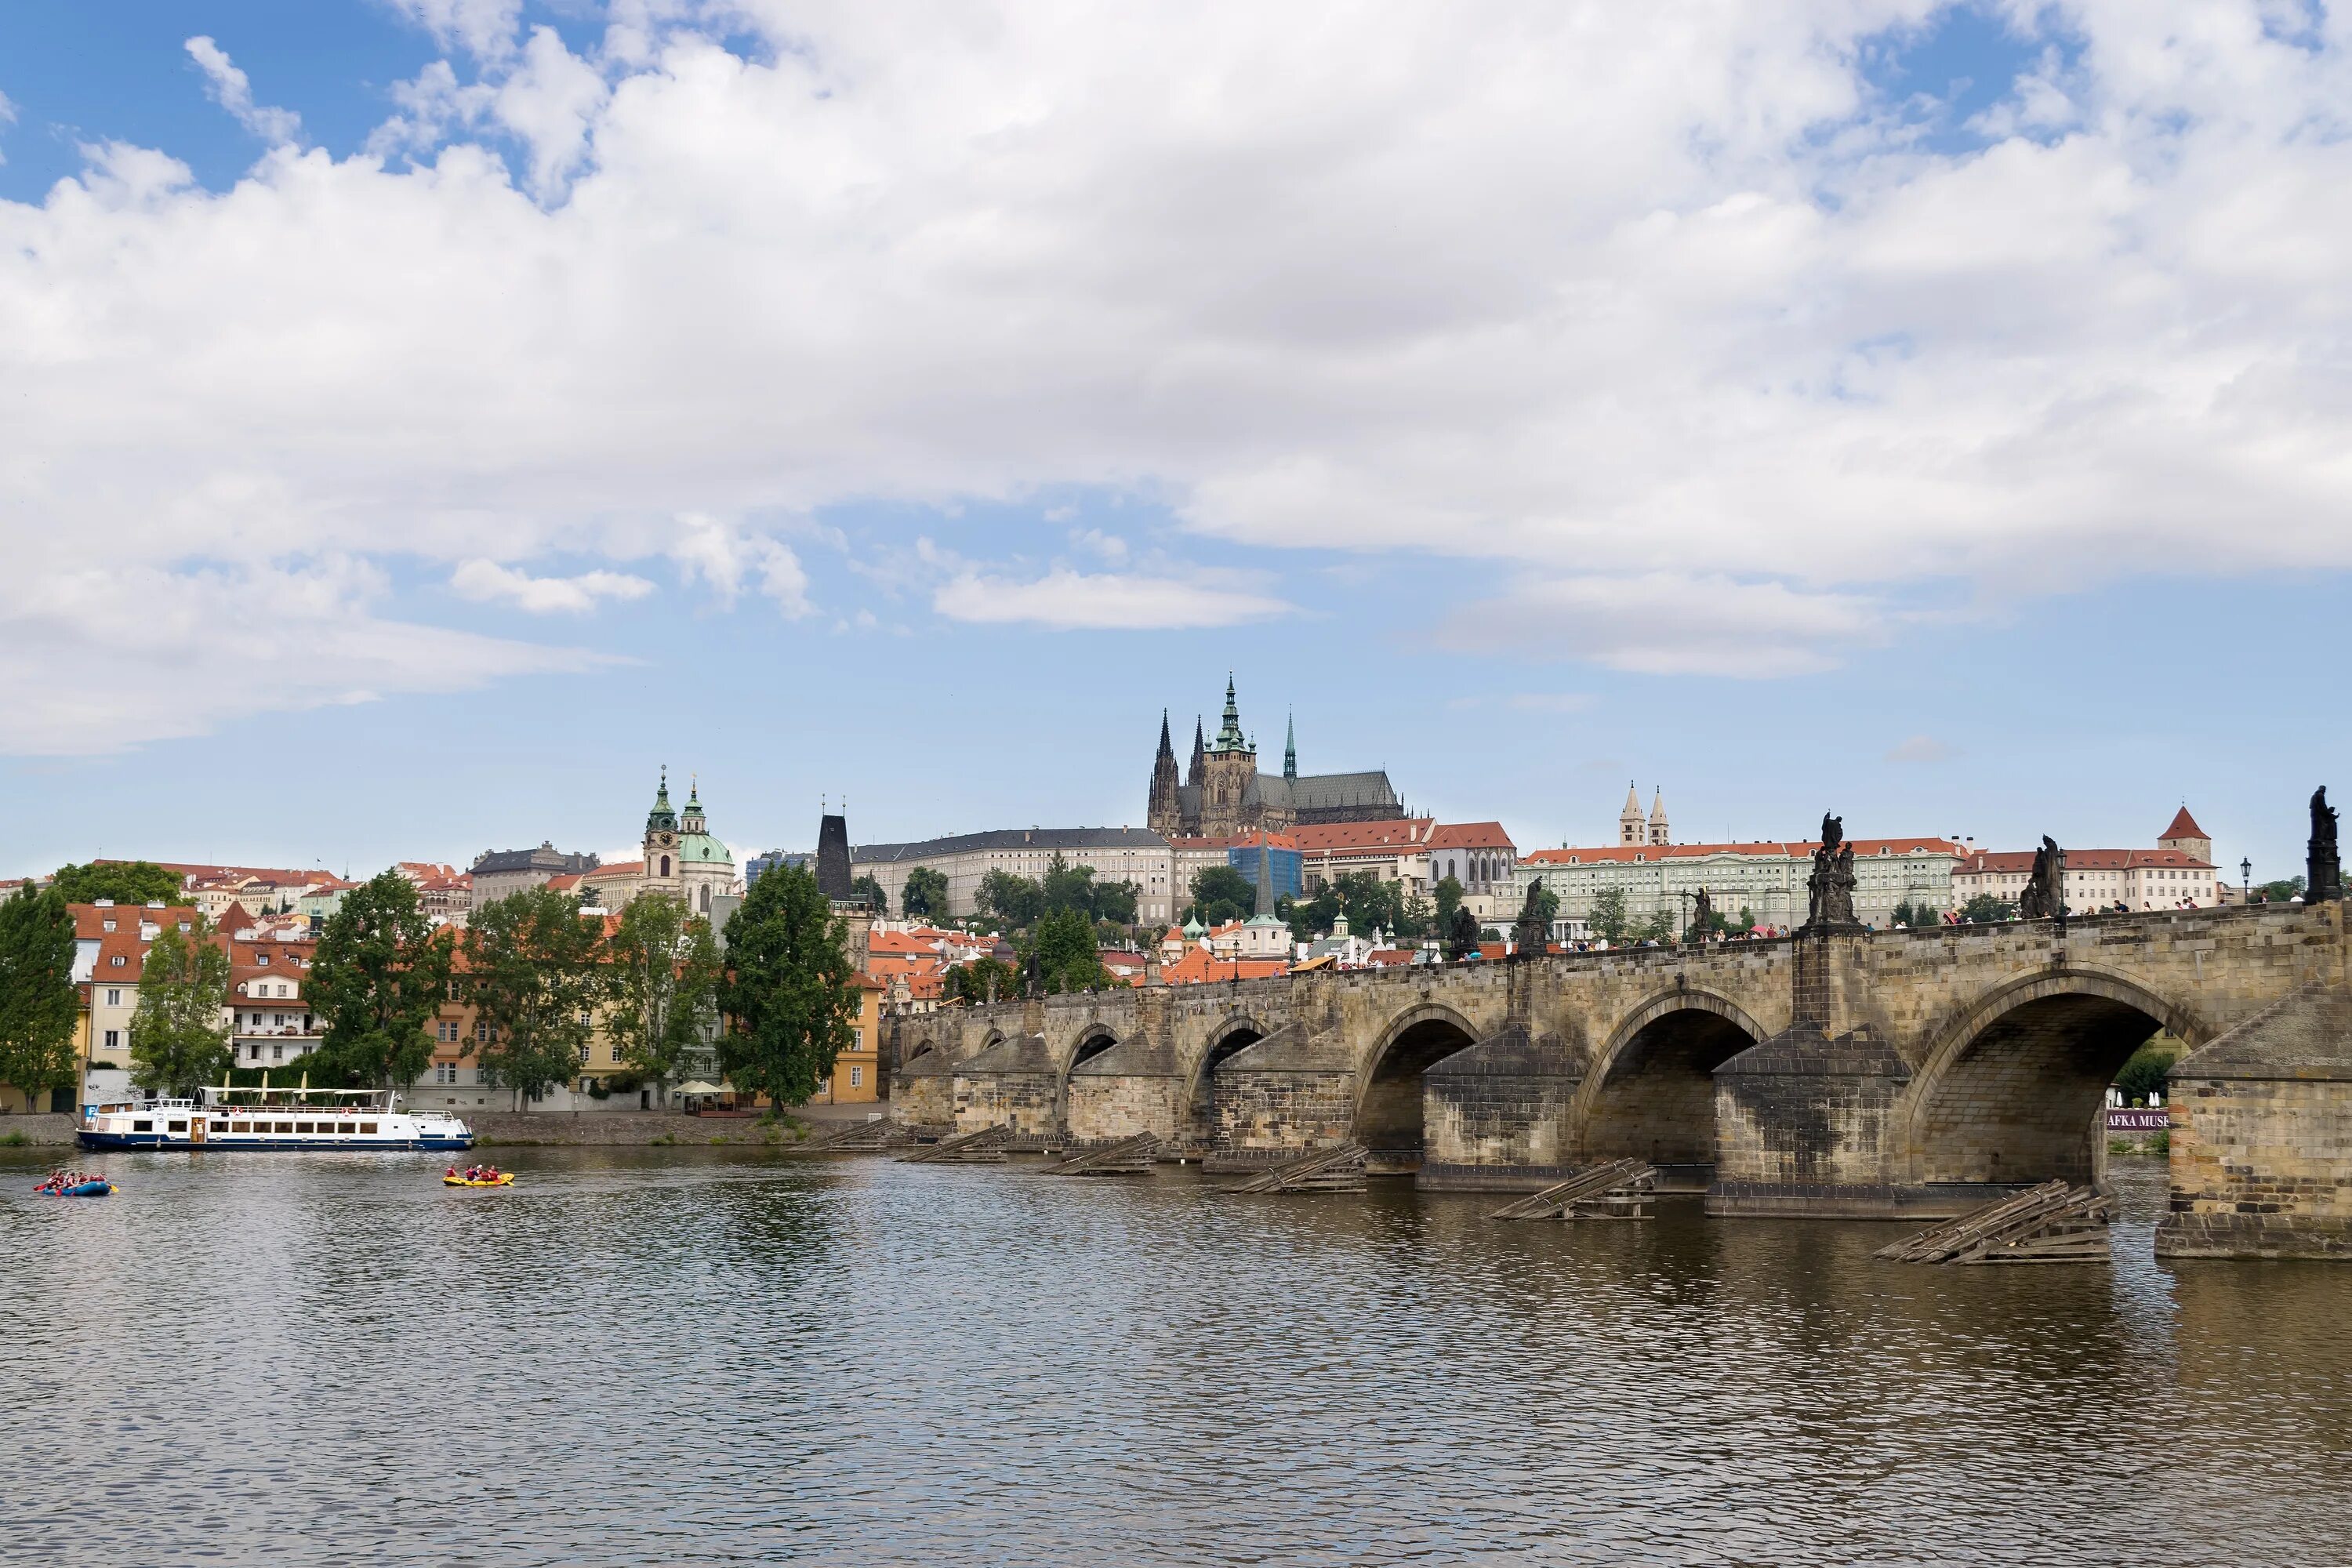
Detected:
left=1619, top=782, right=1644, bottom=847
left=1648, top=788, right=1671, bottom=847
left=1199, top=677, right=1259, bottom=839
left=1187, top=715, right=1207, bottom=789
left=1147, top=710, right=1182, bottom=837
left=816, top=811, right=852, bottom=900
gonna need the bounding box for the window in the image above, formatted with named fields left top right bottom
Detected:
left=249, top=1044, right=262, bottom=1061
left=271, top=1044, right=285, bottom=1061
left=849, top=1066, right=863, bottom=1087
left=104, top=1029, right=120, bottom=1050
left=110, top=954, right=125, bottom=967
left=106, top=988, right=121, bottom=1007
left=257, top=953, right=270, bottom=966
left=132, top=1120, right=152, bottom=1132
left=359, top=1123, right=377, bottom=1134
left=168, top=1120, right=187, bottom=1134
left=578, top=1044, right=590, bottom=1064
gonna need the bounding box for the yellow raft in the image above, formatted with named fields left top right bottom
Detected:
left=443, top=1173, right=516, bottom=1188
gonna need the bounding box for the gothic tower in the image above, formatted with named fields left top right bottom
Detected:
left=1147, top=710, right=1182, bottom=836
left=1283, top=710, right=1298, bottom=782
left=1198, top=676, right=1261, bottom=839
left=1619, top=782, right=1644, bottom=847
left=1647, top=788, right=1671, bottom=847
left=1187, top=715, right=1207, bottom=789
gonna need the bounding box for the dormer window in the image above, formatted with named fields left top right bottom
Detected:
left=110, top=954, right=125, bottom=967
left=258, top=953, right=270, bottom=965
left=102, top=920, right=116, bottom=932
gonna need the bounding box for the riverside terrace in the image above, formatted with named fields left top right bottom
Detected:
left=887, top=900, right=2352, bottom=1258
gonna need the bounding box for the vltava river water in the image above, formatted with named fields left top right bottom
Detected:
left=5, top=1148, right=2347, bottom=1566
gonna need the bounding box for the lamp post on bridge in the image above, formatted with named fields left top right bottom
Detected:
left=2241, top=858, right=2252, bottom=905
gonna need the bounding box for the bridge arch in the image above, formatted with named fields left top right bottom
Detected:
left=1572, top=989, right=1767, bottom=1178
left=1183, top=1014, right=1271, bottom=1149
left=1902, top=967, right=2192, bottom=1189
left=1355, top=1002, right=1482, bottom=1174
left=1054, top=1024, right=1122, bottom=1132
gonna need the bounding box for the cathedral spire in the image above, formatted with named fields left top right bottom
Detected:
left=1283, top=710, right=1297, bottom=781
left=1147, top=710, right=1182, bottom=837
left=1188, top=715, right=1207, bottom=786
left=1213, top=674, right=1248, bottom=753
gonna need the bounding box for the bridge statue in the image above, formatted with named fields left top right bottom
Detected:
left=1690, top=885, right=1714, bottom=942
left=2309, top=786, right=2343, bottom=903
left=1803, top=814, right=1859, bottom=929
left=2020, top=837, right=2063, bottom=921
left=1510, top=882, right=1550, bottom=956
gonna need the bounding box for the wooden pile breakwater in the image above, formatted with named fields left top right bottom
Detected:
left=1488, top=1159, right=1657, bottom=1221
left=1221, top=1144, right=1368, bottom=1194
left=898, top=1124, right=1012, bottom=1164
left=804, top=1118, right=916, bottom=1153
left=1876, top=1180, right=2114, bottom=1265
left=1037, top=1133, right=1160, bottom=1175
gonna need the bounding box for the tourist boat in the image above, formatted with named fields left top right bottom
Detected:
left=443, top=1172, right=515, bottom=1188
left=78, top=1080, right=472, bottom=1152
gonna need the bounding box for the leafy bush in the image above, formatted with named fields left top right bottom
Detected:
left=2114, top=1043, right=2176, bottom=1105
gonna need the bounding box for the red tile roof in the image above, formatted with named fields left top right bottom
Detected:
left=1171, top=830, right=1299, bottom=851
left=1430, top=822, right=1515, bottom=851
left=1525, top=837, right=1965, bottom=865
left=2161, top=808, right=2209, bottom=843
left=1156, top=947, right=1290, bottom=985
left=1960, top=848, right=2215, bottom=873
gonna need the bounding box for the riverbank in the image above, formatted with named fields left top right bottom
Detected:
left=0, top=1114, right=78, bottom=1147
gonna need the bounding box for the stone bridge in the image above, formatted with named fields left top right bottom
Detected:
left=888, top=902, right=2350, bottom=1242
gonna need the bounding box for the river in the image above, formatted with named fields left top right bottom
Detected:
left=4, top=1149, right=2347, bottom=1566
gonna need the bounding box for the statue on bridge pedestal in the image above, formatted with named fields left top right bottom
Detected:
left=1802, top=814, right=1860, bottom=931
left=1510, top=882, right=1550, bottom=957
left=1690, top=885, right=1715, bottom=942
left=2020, top=837, right=2064, bottom=922
left=2310, top=786, right=2343, bottom=903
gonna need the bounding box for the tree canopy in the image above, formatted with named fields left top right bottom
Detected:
left=307, top=870, right=453, bottom=1088
left=1589, top=887, right=1631, bottom=944
left=604, top=892, right=723, bottom=1091
left=49, top=860, right=183, bottom=907
left=0, top=886, right=80, bottom=1108
left=720, top=861, right=859, bottom=1107
left=901, top=866, right=949, bottom=919
left=1283, top=871, right=1430, bottom=942
left=1021, top=908, right=1118, bottom=994
left=945, top=954, right=1016, bottom=1005
left=1959, top=893, right=2016, bottom=924
left=978, top=853, right=1142, bottom=932
left=466, top=884, right=607, bottom=1105
left=129, top=916, right=232, bottom=1097
left=850, top=873, right=889, bottom=915
left=1186, top=865, right=1255, bottom=927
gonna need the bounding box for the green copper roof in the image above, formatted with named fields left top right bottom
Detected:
left=644, top=766, right=678, bottom=833
left=1210, top=674, right=1250, bottom=753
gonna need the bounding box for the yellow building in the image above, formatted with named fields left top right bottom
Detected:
left=810, top=973, right=884, bottom=1104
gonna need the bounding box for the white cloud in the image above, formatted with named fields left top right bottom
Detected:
left=1438, top=575, right=1885, bottom=677
left=381, top=0, right=524, bottom=63
left=1885, top=735, right=1956, bottom=764
left=450, top=558, right=655, bottom=612
left=0, top=557, right=601, bottom=755
left=184, top=38, right=302, bottom=146
left=669, top=514, right=812, bottom=616
left=6, top=3, right=2352, bottom=748
left=935, top=568, right=1290, bottom=630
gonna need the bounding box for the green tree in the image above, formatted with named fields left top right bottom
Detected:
left=2114, top=1040, right=2176, bottom=1105
left=2257, top=877, right=2307, bottom=903
left=49, top=860, right=183, bottom=907
left=307, top=870, right=454, bottom=1088
left=850, top=873, right=889, bottom=915
left=946, top=955, right=1018, bottom=1005
left=1636, top=909, right=1678, bottom=944
left=1040, top=853, right=1097, bottom=916
left=466, top=885, right=608, bottom=1107
left=1434, top=875, right=1465, bottom=935
left=976, top=869, right=1044, bottom=927
left=0, top=887, right=80, bottom=1110
left=1443, top=903, right=1482, bottom=961
left=1959, top=893, right=2016, bottom=924
left=902, top=866, right=949, bottom=920
left=1737, top=906, right=1755, bottom=934
left=129, top=916, right=232, bottom=1098
left=1394, top=893, right=1434, bottom=942
left=1022, top=907, right=1117, bottom=993
left=1186, top=865, right=1255, bottom=927
left=1091, top=878, right=1141, bottom=927
left=1590, top=886, right=1631, bottom=944
left=1890, top=898, right=1932, bottom=928
left=605, top=892, right=723, bottom=1096
left=720, top=862, right=858, bottom=1108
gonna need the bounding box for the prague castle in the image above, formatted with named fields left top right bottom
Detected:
left=1147, top=679, right=1403, bottom=839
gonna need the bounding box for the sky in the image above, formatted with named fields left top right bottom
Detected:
left=2, top=0, right=2349, bottom=883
